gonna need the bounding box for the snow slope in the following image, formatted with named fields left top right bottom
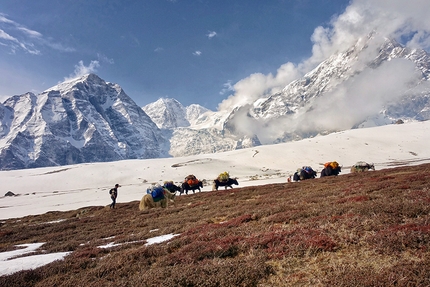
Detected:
left=0, top=121, right=429, bottom=220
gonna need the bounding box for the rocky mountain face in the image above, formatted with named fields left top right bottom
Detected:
left=142, top=98, right=190, bottom=129
left=142, top=98, right=210, bottom=129
left=0, top=74, right=168, bottom=170
left=1, top=37, right=430, bottom=169
left=142, top=99, right=261, bottom=156
left=220, top=37, right=430, bottom=144
left=144, top=37, right=430, bottom=155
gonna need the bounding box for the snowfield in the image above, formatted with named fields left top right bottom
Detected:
left=1, top=120, right=429, bottom=220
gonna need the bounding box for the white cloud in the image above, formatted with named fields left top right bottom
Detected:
left=304, top=0, right=430, bottom=67
left=64, top=60, right=100, bottom=81
left=218, top=62, right=301, bottom=110
left=295, top=59, right=421, bottom=133
left=220, top=81, right=234, bottom=95
left=220, top=0, right=430, bottom=110
left=0, top=13, right=73, bottom=54
left=0, top=14, right=14, bottom=24
left=17, top=26, right=42, bottom=38
left=193, top=50, right=202, bottom=56
left=0, top=28, right=17, bottom=41
left=217, top=0, right=430, bottom=140
left=1, top=28, right=40, bottom=54
left=154, top=47, right=164, bottom=52
left=206, top=31, right=217, bottom=38
left=97, top=53, right=114, bottom=64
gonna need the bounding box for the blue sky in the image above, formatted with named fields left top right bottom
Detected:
left=1, top=1, right=430, bottom=111
left=0, top=0, right=351, bottom=109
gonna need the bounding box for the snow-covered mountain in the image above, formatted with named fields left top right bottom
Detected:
left=142, top=99, right=261, bottom=156
left=142, top=98, right=189, bottom=129
left=143, top=37, right=430, bottom=156
left=142, top=98, right=209, bottom=129
left=0, top=74, right=168, bottom=170
left=1, top=37, right=430, bottom=170
left=221, top=37, right=430, bottom=144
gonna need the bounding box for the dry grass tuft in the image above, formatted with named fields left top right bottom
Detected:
left=1, top=163, right=430, bottom=286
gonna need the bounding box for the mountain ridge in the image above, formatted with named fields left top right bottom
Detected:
left=144, top=37, right=430, bottom=152
left=1, top=37, right=430, bottom=170
left=0, top=74, right=168, bottom=170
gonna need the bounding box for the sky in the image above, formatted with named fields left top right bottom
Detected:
left=0, top=0, right=352, bottom=110
left=1, top=2, right=430, bottom=112
left=1, top=120, right=429, bottom=275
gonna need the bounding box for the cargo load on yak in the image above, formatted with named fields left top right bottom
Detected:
left=218, top=171, right=230, bottom=182
left=294, top=167, right=311, bottom=176
left=163, top=180, right=174, bottom=189
left=351, top=161, right=375, bottom=172
left=147, top=184, right=165, bottom=202
left=324, top=161, right=339, bottom=169
left=293, top=166, right=316, bottom=181
left=354, top=161, right=368, bottom=168
left=302, top=166, right=314, bottom=174
left=185, top=174, right=199, bottom=186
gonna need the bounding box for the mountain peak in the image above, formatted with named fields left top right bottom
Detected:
left=0, top=74, right=167, bottom=170
left=143, top=98, right=190, bottom=129
left=44, top=73, right=106, bottom=93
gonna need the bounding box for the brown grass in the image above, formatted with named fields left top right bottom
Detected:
left=1, top=163, right=430, bottom=286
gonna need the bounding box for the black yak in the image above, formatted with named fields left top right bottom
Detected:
left=212, top=178, right=239, bottom=191
left=320, top=161, right=342, bottom=177
left=181, top=181, right=203, bottom=195
left=292, top=166, right=317, bottom=181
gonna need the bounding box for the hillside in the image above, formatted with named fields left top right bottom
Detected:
left=1, top=120, right=429, bottom=220
left=1, top=163, right=429, bottom=286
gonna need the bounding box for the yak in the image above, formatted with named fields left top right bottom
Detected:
left=139, top=189, right=176, bottom=211
left=292, top=167, right=317, bottom=181
left=163, top=182, right=182, bottom=194
left=212, top=178, right=239, bottom=191
left=350, top=162, right=375, bottom=173
left=180, top=180, right=203, bottom=195
left=320, top=165, right=342, bottom=177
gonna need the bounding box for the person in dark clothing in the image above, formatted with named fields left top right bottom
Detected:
left=109, top=184, right=120, bottom=209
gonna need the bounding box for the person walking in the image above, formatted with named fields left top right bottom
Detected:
left=109, top=184, right=120, bottom=209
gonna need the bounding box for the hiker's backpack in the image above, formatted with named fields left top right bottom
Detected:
left=219, top=172, right=229, bottom=182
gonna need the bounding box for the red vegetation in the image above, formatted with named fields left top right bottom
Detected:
left=0, top=163, right=430, bottom=286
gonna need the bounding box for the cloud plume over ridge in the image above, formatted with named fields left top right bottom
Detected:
left=218, top=0, right=430, bottom=143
